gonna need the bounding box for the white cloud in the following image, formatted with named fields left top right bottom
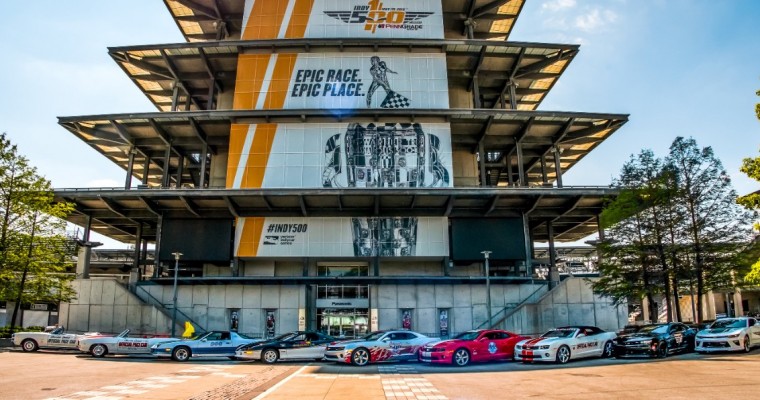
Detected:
left=542, top=0, right=577, bottom=12
left=575, top=8, right=618, bottom=32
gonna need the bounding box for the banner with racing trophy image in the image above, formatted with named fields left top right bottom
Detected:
left=234, top=217, right=448, bottom=258
left=241, top=0, right=444, bottom=40
left=228, top=122, right=452, bottom=189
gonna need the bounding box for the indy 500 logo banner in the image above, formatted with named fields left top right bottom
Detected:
left=242, top=0, right=443, bottom=40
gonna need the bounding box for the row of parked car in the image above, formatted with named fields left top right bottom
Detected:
left=10, top=317, right=760, bottom=366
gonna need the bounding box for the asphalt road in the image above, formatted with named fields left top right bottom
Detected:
left=1, top=348, right=759, bottom=400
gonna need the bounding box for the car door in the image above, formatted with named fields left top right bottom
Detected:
left=389, top=332, right=416, bottom=360
left=574, top=329, right=600, bottom=358
left=197, top=332, right=229, bottom=356
left=669, top=324, right=687, bottom=351
left=492, top=331, right=516, bottom=359
left=749, top=318, right=760, bottom=346
left=282, top=333, right=311, bottom=359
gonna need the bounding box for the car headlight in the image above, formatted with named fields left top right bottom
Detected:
left=515, top=345, right=522, bottom=350
left=727, top=333, right=740, bottom=338
left=695, top=335, right=704, bottom=339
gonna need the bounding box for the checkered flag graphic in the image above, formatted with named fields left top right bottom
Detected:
left=380, top=90, right=411, bottom=109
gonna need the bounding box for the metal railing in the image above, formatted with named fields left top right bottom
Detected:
left=476, top=284, right=548, bottom=330
left=122, top=281, right=205, bottom=333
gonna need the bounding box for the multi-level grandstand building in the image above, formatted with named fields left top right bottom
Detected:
left=56, top=0, right=629, bottom=337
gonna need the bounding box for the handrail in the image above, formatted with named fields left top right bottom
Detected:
left=123, top=282, right=205, bottom=332
left=477, top=284, right=547, bottom=330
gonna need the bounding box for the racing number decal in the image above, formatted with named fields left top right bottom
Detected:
left=488, top=342, right=497, bottom=354
left=209, top=341, right=224, bottom=347
left=118, top=342, right=147, bottom=348
left=674, top=333, right=683, bottom=345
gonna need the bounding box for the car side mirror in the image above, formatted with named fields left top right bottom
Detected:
left=381, top=337, right=391, bottom=342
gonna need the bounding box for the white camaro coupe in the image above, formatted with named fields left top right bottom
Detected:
left=78, top=329, right=180, bottom=357
left=514, top=326, right=617, bottom=364
left=695, top=317, right=760, bottom=353
left=12, top=327, right=106, bottom=352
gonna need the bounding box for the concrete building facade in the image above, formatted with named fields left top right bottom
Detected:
left=54, top=0, right=630, bottom=338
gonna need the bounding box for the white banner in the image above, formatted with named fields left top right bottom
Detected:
left=236, top=217, right=449, bottom=257
left=231, top=122, right=452, bottom=189
left=242, top=0, right=444, bottom=40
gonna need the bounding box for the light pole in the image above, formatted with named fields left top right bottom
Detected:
left=481, top=250, right=492, bottom=329
left=171, top=252, right=183, bottom=337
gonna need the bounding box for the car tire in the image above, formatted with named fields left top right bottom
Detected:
left=21, top=339, right=38, bottom=352
left=261, top=349, right=279, bottom=364
left=91, top=344, right=108, bottom=358
left=555, top=345, right=571, bottom=364
left=657, top=343, right=668, bottom=358
left=228, top=356, right=239, bottom=361
left=452, top=348, right=471, bottom=367
left=351, top=348, right=370, bottom=366
left=601, top=341, right=614, bottom=358
left=743, top=336, right=750, bottom=353
left=172, top=346, right=191, bottom=362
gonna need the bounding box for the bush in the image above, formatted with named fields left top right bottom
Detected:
left=0, top=326, right=44, bottom=338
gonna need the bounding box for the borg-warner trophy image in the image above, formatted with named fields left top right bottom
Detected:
left=322, top=122, right=449, bottom=256
left=367, top=56, right=411, bottom=109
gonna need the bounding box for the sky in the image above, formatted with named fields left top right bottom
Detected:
left=0, top=0, right=759, bottom=248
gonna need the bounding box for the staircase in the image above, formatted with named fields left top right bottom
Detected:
left=119, top=281, right=205, bottom=333
left=477, top=284, right=548, bottom=330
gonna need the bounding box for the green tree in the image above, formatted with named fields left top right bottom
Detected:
left=666, top=137, right=754, bottom=322
left=0, top=133, right=75, bottom=332
left=737, top=89, right=760, bottom=284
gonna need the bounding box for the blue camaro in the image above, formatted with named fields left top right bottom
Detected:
left=151, top=331, right=263, bottom=361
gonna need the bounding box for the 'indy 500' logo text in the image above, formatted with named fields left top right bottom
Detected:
left=324, top=0, right=434, bottom=33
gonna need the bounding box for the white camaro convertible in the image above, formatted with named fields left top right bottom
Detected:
left=78, top=329, right=180, bottom=357
left=514, top=326, right=617, bottom=364
left=12, top=327, right=106, bottom=352
left=695, top=317, right=760, bottom=353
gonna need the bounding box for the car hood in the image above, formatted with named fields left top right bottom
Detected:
left=518, top=337, right=566, bottom=346
left=426, top=339, right=468, bottom=348
left=698, top=328, right=743, bottom=337
left=617, top=333, right=661, bottom=341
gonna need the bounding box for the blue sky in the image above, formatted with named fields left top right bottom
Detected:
left=0, top=0, right=759, bottom=247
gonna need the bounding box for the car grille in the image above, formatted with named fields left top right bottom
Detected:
left=698, top=341, right=729, bottom=348
left=326, top=346, right=344, bottom=351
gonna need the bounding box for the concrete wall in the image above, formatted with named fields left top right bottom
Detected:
left=59, top=279, right=174, bottom=335
left=502, top=277, right=628, bottom=336
left=373, top=282, right=547, bottom=337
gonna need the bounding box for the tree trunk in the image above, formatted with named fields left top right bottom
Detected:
left=9, top=215, right=37, bottom=335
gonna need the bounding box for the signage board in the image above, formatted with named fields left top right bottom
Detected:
left=227, top=122, right=452, bottom=189
left=242, top=0, right=444, bottom=40
left=235, top=217, right=449, bottom=258
left=316, top=298, right=370, bottom=308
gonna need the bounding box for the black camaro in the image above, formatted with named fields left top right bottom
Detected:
left=613, top=322, right=696, bottom=358
left=234, top=331, right=335, bottom=363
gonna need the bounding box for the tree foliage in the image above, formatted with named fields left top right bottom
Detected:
left=0, top=133, right=76, bottom=329
left=594, top=138, right=755, bottom=323
left=737, top=89, right=760, bottom=284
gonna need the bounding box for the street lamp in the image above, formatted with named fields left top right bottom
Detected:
left=481, top=250, right=492, bottom=329
left=171, top=252, right=183, bottom=337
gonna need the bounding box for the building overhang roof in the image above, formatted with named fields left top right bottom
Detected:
left=163, top=0, right=526, bottom=42
left=108, top=39, right=578, bottom=112
left=58, top=108, right=627, bottom=189
left=54, top=187, right=616, bottom=245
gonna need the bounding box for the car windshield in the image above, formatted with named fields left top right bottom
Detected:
left=361, top=332, right=387, bottom=341
left=541, top=329, right=576, bottom=338
left=710, top=319, right=746, bottom=329
left=637, top=325, right=669, bottom=334
left=454, top=331, right=480, bottom=341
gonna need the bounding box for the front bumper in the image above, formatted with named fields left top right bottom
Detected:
left=236, top=349, right=262, bottom=360
left=324, top=349, right=351, bottom=363
left=151, top=349, right=174, bottom=357
left=613, top=343, right=657, bottom=357
left=418, top=350, right=450, bottom=364
left=514, top=348, right=556, bottom=362
left=695, top=337, right=743, bottom=352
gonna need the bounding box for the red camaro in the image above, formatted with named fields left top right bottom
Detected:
left=418, top=329, right=529, bottom=366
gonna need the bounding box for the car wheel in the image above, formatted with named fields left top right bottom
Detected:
left=601, top=341, right=614, bottom=358
left=21, top=339, right=38, bottom=352
left=743, top=336, right=750, bottom=353
left=452, top=348, right=471, bottom=366
left=172, top=346, right=191, bottom=362
left=261, top=349, right=279, bottom=364
left=657, top=343, right=668, bottom=358
left=91, top=344, right=108, bottom=358
left=555, top=345, right=571, bottom=364
left=351, top=348, right=370, bottom=366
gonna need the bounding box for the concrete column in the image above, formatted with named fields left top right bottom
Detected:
left=516, top=140, right=525, bottom=186
left=478, top=141, right=487, bottom=187
left=553, top=146, right=563, bottom=188
left=734, top=289, right=744, bottom=316
left=142, top=157, right=151, bottom=184
left=547, top=221, right=559, bottom=288
left=522, top=212, right=532, bottom=278
left=125, top=148, right=135, bottom=189
left=153, top=214, right=164, bottom=278
left=642, top=296, right=650, bottom=323
left=130, top=224, right=143, bottom=284
left=76, top=246, right=92, bottom=279
left=199, top=143, right=209, bottom=188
